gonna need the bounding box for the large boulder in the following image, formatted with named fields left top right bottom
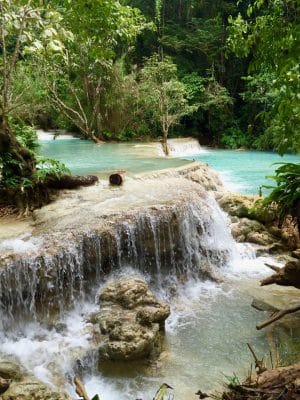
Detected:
left=92, top=278, right=170, bottom=361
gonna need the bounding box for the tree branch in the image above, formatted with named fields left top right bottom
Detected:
left=256, top=304, right=300, bottom=330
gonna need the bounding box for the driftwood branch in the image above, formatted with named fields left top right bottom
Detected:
left=256, top=304, right=300, bottom=330
left=261, top=260, right=300, bottom=289
left=247, top=343, right=267, bottom=374
left=74, top=376, right=90, bottom=400
left=264, top=263, right=281, bottom=273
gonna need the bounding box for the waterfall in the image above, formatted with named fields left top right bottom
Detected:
left=0, top=195, right=236, bottom=329
left=166, top=138, right=208, bottom=157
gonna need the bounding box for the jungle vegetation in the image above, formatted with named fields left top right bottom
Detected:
left=0, top=0, right=299, bottom=208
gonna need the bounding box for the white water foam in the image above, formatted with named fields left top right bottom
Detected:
left=158, top=138, right=208, bottom=157
left=0, top=236, right=43, bottom=254
left=37, top=129, right=77, bottom=141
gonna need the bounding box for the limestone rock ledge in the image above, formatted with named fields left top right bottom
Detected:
left=89, top=278, right=170, bottom=361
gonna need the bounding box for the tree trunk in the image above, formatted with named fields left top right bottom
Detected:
left=0, top=115, right=36, bottom=181
left=162, top=130, right=169, bottom=156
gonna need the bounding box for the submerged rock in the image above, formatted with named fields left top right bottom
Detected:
left=92, top=278, right=170, bottom=361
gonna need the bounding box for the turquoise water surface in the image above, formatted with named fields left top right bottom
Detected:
left=39, top=139, right=188, bottom=176
left=39, top=138, right=300, bottom=195
left=188, top=149, right=300, bottom=195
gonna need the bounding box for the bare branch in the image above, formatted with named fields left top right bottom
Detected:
left=256, top=304, right=300, bottom=330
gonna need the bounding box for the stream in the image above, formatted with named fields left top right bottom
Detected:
left=0, top=136, right=299, bottom=400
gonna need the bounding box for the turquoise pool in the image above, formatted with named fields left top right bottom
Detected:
left=39, top=139, right=188, bottom=176
left=39, top=137, right=300, bottom=195
left=188, top=149, right=300, bottom=195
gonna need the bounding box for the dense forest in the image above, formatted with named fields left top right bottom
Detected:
left=0, top=0, right=299, bottom=208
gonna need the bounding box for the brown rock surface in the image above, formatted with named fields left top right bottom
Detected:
left=93, top=278, right=170, bottom=361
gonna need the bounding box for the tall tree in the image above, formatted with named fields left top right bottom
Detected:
left=139, top=54, right=197, bottom=154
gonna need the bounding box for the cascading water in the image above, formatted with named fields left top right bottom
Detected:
left=0, top=194, right=235, bottom=330
left=0, top=171, right=295, bottom=400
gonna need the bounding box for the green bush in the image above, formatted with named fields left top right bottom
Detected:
left=35, top=157, right=70, bottom=183
left=221, top=127, right=249, bottom=149
left=13, top=123, right=39, bottom=151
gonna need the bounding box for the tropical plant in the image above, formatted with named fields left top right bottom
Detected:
left=259, top=162, right=300, bottom=231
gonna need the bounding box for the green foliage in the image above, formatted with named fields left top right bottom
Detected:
left=259, top=162, right=300, bottom=224
left=221, top=126, right=248, bottom=149
left=228, top=0, right=300, bottom=154
left=153, top=383, right=173, bottom=400
left=35, top=157, right=70, bottom=183
left=46, top=0, right=149, bottom=141
left=139, top=54, right=197, bottom=140
left=224, top=373, right=241, bottom=389
left=13, top=123, right=39, bottom=152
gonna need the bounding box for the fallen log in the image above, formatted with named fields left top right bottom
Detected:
left=109, top=171, right=125, bottom=186
left=261, top=260, right=300, bottom=289
left=256, top=304, right=300, bottom=330
left=47, top=174, right=98, bottom=189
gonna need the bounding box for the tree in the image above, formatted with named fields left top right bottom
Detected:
left=0, top=0, right=67, bottom=204
left=228, top=0, right=300, bottom=154
left=46, top=0, right=146, bottom=142
left=139, top=54, right=197, bottom=154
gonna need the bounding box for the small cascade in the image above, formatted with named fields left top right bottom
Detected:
left=0, top=195, right=236, bottom=328
left=166, top=138, right=207, bottom=157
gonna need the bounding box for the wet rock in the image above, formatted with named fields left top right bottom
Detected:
left=93, top=278, right=170, bottom=361
left=247, top=231, right=274, bottom=246
left=292, top=249, right=300, bottom=259
left=1, top=377, right=71, bottom=400
left=186, top=165, right=223, bottom=191
left=0, top=357, right=71, bottom=400
left=0, top=359, right=22, bottom=380
left=99, top=278, right=162, bottom=310
left=231, top=218, right=268, bottom=241
left=218, top=193, right=276, bottom=223
left=251, top=298, right=279, bottom=312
